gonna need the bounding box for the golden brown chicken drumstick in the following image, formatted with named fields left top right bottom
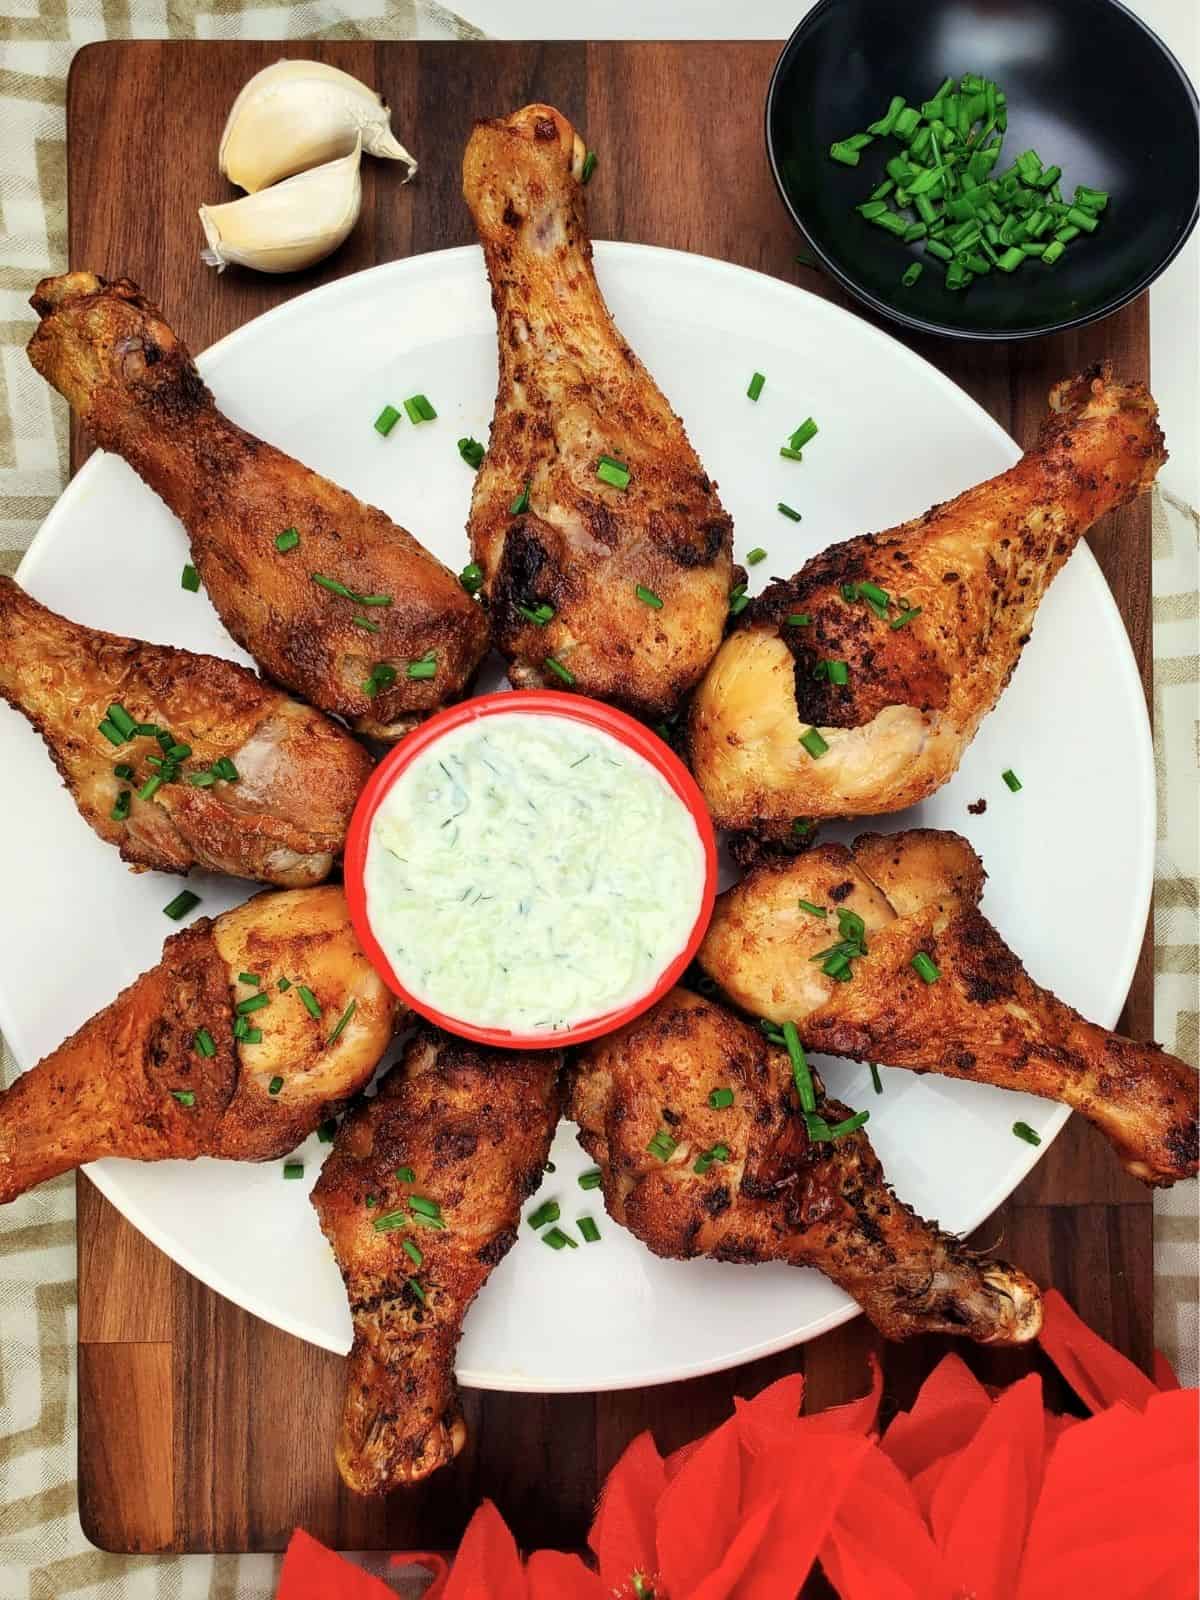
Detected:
left=690, top=367, right=1165, bottom=838
left=0, top=887, right=396, bottom=1204
left=0, top=577, right=373, bottom=885
left=568, top=988, right=1040, bottom=1343
left=312, top=1029, right=560, bottom=1493
left=698, top=830, right=1198, bottom=1188
left=26, top=273, right=489, bottom=740
left=462, top=105, right=734, bottom=718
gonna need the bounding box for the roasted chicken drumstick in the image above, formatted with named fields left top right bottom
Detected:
left=27, top=273, right=489, bottom=739
left=0, top=887, right=396, bottom=1204
left=0, top=577, right=373, bottom=885
left=699, top=830, right=1198, bottom=1187
left=568, top=988, right=1042, bottom=1344
left=312, top=1029, right=561, bottom=1493
left=690, top=366, right=1165, bottom=836
left=462, top=104, right=734, bottom=718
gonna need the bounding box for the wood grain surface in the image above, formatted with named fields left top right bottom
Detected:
left=67, top=39, right=1154, bottom=1557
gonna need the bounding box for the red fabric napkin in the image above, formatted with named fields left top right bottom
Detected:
left=276, top=1289, right=1198, bottom=1600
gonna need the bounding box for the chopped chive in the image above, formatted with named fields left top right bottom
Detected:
left=581, top=148, right=598, bottom=184
left=458, top=436, right=485, bottom=470
left=282, top=1162, right=304, bottom=1180
left=516, top=601, right=555, bottom=626
left=374, top=404, right=401, bottom=436
left=693, top=1142, right=731, bottom=1176
left=171, top=1089, right=196, bottom=1107
left=406, top=1277, right=427, bottom=1303
left=800, top=727, right=829, bottom=759
left=181, top=563, right=201, bottom=591
left=786, top=613, right=811, bottom=626
left=268, top=1075, right=283, bottom=1096
left=113, top=762, right=134, bottom=780
left=901, top=262, right=924, bottom=287
left=829, top=140, right=864, bottom=166
left=596, top=458, right=631, bottom=490
left=312, top=573, right=355, bottom=599
left=403, top=394, right=437, bottom=423
left=238, top=973, right=261, bottom=986
left=747, top=371, right=766, bottom=401
left=460, top=561, right=485, bottom=595
left=394, top=1165, right=415, bottom=1183
left=213, top=757, right=239, bottom=782
left=824, top=659, right=849, bottom=686
left=542, top=1226, right=575, bottom=1250
left=510, top=481, right=531, bottom=515
left=1002, top=768, right=1022, bottom=792
left=352, top=615, right=380, bottom=632
left=728, top=582, right=750, bottom=617
left=647, top=1128, right=677, bottom=1162
left=296, top=985, right=322, bottom=1020
left=411, top=1210, right=446, bottom=1229
left=236, top=992, right=270, bottom=1015
left=810, top=1108, right=870, bottom=1142
left=797, top=899, right=827, bottom=918
left=789, top=418, right=819, bottom=451
left=240, top=1028, right=262, bottom=1044
left=528, top=1200, right=561, bottom=1230
left=402, top=1237, right=424, bottom=1266
left=328, top=999, right=357, bottom=1045
left=406, top=652, right=438, bottom=680
left=277, top=977, right=291, bottom=991
left=869, top=1062, right=883, bottom=1095
left=792, top=816, right=815, bottom=838
left=781, top=1021, right=817, bottom=1112
left=372, top=1210, right=408, bottom=1232
left=578, top=1168, right=603, bottom=1190
left=1013, top=1120, right=1042, bottom=1146
left=165, top=742, right=191, bottom=762
left=163, top=889, right=200, bottom=920
left=911, top=951, right=941, bottom=984
left=890, top=607, right=922, bottom=629
left=186, top=769, right=216, bottom=788
left=409, top=1195, right=442, bottom=1221
left=110, top=790, right=131, bottom=822
left=780, top=446, right=803, bottom=461
left=363, top=662, right=398, bottom=697
left=746, top=547, right=767, bottom=566
left=233, top=1015, right=248, bottom=1039
left=98, top=719, right=126, bottom=746
left=318, top=1119, right=337, bottom=1143
left=275, top=527, right=300, bottom=553
left=354, top=593, right=393, bottom=608
left=708, top=1087, right=735, bottom=1109
left=135, top=723, right=159, bottom=737
left=193, top=1027, right=216, bottom=1058
left=107, top=703, right=136, bottom=738
left=778, top=502, right=802, bottom=521
left=577, top=1215, right=601, bottom=1243
left=545, top=656, right=575, bottom=687
left=635, top=584, right=663, bottom=608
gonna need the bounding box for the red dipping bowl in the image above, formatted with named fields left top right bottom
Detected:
left=344, top=690, right=718, bottom=1049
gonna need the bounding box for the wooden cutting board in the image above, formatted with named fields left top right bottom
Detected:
left=68, top=39, right=1154, bottom=1557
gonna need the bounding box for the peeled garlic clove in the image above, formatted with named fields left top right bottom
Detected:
left=199, top=138, right=362, bottom=275
left=219, top=58, right=416, bottom=194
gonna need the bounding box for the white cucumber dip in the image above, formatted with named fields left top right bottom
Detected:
left=364, top=711, right=706, bottom=1033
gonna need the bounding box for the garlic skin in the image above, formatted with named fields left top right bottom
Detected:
left=219, top=59, right=416, bottom=194
left=199, top=139, right=362, bottom=275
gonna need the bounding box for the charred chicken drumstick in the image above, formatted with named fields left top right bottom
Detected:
left=26, top=273, right=489, bottom=740
left=0, top=577, right=373, bottom=885
left=568, top=987, right=1042, bottom=1344
left=462, top=104, right=734, bottom=719
left=312, top=1029, right=561, bottom=1493
left=698, top=830, right=1198, bottom=1187
left=689, top=366, right=1165, bottom=837
left=0, top=887, right=396, bottom=1204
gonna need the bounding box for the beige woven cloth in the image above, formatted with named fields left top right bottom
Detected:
left=1, top=5, right=1196, bottom=1595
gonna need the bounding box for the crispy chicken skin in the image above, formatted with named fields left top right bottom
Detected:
left=0, top=577, right=373, bottom=885
left=0, top=887, right=397, bottom=1203
left=699, top=830, right=1199, bottom=1187
left=312, top=1030, right=561, bottom=1493
left=462, top=105, right=734, bottom=718
left=568, top=988, right=1041, bottom=1344
left=26, top=273, right=489, bottom=739
left=690, top=367, right=1165, bottom=833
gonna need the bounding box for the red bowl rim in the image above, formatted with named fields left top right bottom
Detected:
left=343, top=689, right=718, bottom=1050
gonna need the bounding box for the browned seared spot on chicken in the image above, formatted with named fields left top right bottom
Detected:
left=312, top=1030, right=560, bottom=1492
left=462, top=105, right=733, bottom=719
left=568, top=988, right=1041, bottom=1343
left=26, top=273, right=489, bottom=738
left=689, top=367, right=1165, bottom=827
left=0, top=577, right=373, bottom=884
left=0, top=887, right=399, bottom=1204
left=698, top=829, right=1198, bottom=1187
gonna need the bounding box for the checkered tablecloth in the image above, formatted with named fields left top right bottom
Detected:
left=1, top=3, right=1195, bottom=1594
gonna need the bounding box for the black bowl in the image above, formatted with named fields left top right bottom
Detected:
left=766, top=0, right=1199, bottom=340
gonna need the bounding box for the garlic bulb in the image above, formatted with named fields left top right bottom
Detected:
left=199, top=139, right=362, bottom=275
left=219, top=59, right=416, bottom=194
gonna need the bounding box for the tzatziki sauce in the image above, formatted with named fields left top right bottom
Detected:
left=363, top=711, right=706, bottom=1033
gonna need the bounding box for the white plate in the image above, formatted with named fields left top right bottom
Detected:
left=1, top=244, right=1153, bottom=1391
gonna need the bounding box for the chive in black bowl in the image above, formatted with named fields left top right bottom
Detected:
left=766, top=0, right=1199, bottom=340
